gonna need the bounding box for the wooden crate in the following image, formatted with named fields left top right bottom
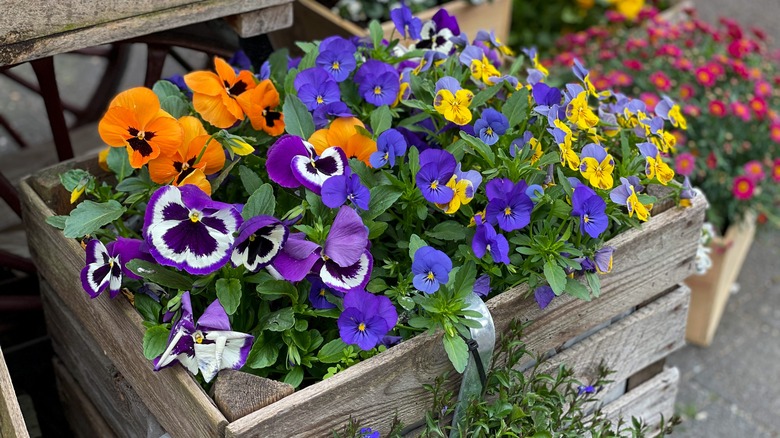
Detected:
left=685, top=214, right=756, bottom=346
left=0, top=348, right=28, bottom=438
left=268, top=0, right=513, bottom=53
left=20, top=157, right=705, bottom=436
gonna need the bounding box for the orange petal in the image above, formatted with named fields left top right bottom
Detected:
left=189, top=135, right=226, bottom=175
left=214, top=57, right=237, bottom=86
left=184, top=71, right=224, bottom=97
left=148, top=154, right=180, bottom=184
left=309, top=129, right=330, bottom=156
left=257, top=80, right=280, bottom=107
left=145, top=116, right=183, bottom=157
left=98, top=106, right=137, bottom=147
left=264, top=113, right=285, bottom=136
left=235, top=70, right=257, bottom=93
left=177, top=168, right=212, bottom=196
left=108, top=87, right=161, bottom=128
left=126, top=144, right=160, bottom=168
left=346, top=135, right=377, bottom=166
left=327, top=117, right=364, bottom=148
left=192, top=93, right=239, bottom=129
left=235, top=87, right=262, bottom=130
left=178, top=116, right=207, bottom=154
left=221, top=92, right=245, bottom=121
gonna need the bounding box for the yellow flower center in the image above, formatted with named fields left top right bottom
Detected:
left=316, top=95, right=324, bottom=104
left=584, top=214, right=590, bottom=223
left=332, top=61, right=340, bottom=70
left=358, top=322, right=366, bottom=332
left=430, top=180, right=439, bottom=190
left=738, top=181, right=750, bottom=192
left=193, top=330, right=204, bottom=344
left=248, top=234, right=256, bottom=242
left=426, top=271, right=435, bottom=280
left=319, top=289, right=326, bottom=296
left=504, top=206, right=512, bottom=216
left=373, top=86, right=382, bottom=95
left=181, top=162, right=190, bottom=171
left=486, top=127, right=494, bottom=136
left=136, top=131, right=146, bottom=140
left=190, top=212, right=200, bottom=223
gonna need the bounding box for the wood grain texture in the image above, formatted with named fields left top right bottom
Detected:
left=52, top=358, right=116, bottom=438
left=41, top=281, right=166, bottom=437
left=224, top=3, right=293, bottom=38
left=600, top=367, right=679, bottom=436
left=0, top=0, right=293, bottom=66
left=0, top=349, right=28, bottom=438
left=211, top=370, right=294, bottom=422
left=20, top=180, right=227, bottom=438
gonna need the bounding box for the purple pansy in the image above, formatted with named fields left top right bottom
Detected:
left=532, top=82, right=562, bottom=107
left=474, top=274, right=491, bottom=297
left=416, top=9, right=459, bottom=54
left=472, top=215, right=510, bottom=264
left=594, top=246, right=615, bottom=274
left=609, top=176, right=644, bottom=206
left=153, top=292, right=254, bottom=383
left=321, top=168, right=371, bottom=210
left=313, top=101, right=353, bottom=129
left=416, top=149, right=457, bottom=203
left=228, top=50, right=252, bottom=71
left=358, top=427, right=381, bottom=438
left=509, top=131, right=533, bottom=158
left=411, top=246, right=452, bottom=294
left=474, top=108, right=509, bottom=146
left=485, top=178, right=534, bottom=232
left=370, top=128, right=408, bottom=168
left=307, top=277, right=343, bottom=310
left=338, top=289, right=398, bottom=351
left=143, top=185, right=241, bottom=275
left=355, top=60, right=400, bottom=107
left=390, top=2, right=422, bottom=40
left=165, top=75, right=192, bottom=98
left=572, top=58, right=589, bottom=84
left=274, top=206, right=373, bottom=292
left=266, top=135, right=347, bottom=195
left=316, top=36, right=357, bottom=82
left=526, top=184, right=544, bottom=201
left=571, top=184, right=608, bottom=239
left=294, top=67, right=341, bottom=111
left=81, top=237, right=152, bottom=299
left=534, top=285, right=556, bottom=309
left=231, top=215, right=289, bottom=272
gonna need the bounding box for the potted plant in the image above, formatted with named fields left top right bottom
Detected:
left=22, top=4, right=704, bottom=435
left=550, top=8, right=780, bottom=346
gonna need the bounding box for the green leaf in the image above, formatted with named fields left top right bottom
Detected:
left=443, top=334, right=469, bottom=373
left=283, top=366, right=304, bottom=388
left=153, top=81, right=189, bottom=118
left=471, top=82, right=503, bottom=108
left=142, top=325, right=170, bottom=360
left=365, top=185, right=403, bottom=220
left=297, top=45, right=319, bottom=70
left=106, top=147, right=133, bottom=182
left=115, top=177, right=153, bottom=193
left=317, top=338, right=348, bottom=364
left=260, top=308, right=295, bottom=332
left=398, top=296, right=415, bottom=311
left=246, top=334, right=280, bottom=369
left=46, top=215, right=67, bottom=229
left=369, top=20, right=384, bottom=50
left=450, top=261, right=476, bottom=298
left=63, top=200, right=126, bottom=238
left=503, top=87, right=529, bottom=129
left=60, top=169, right=93, bottom=191
left=408, top=146, right=420, bottom=180
left=370, top=105, right=393, bottom=136
left=243, top=184, right=276, bottom=219
left=566, top=278, right=591, bottom=301
left=215, top=278, right=242, bottom=315
left=426, top=221, right=467, bottom=241
left=543, top=260, right=567, bottom=295
left=284, top=68, right=298, bottom=96
left=256, top=278, right=298, bottom=303
left=305, top=189, right=328, bottom=219
left=126, top=260, right=194, bottom=290
left=366, top=278, right=388, bottom=293
left=282, top=94, right=315, bottom=139
left=239, top=165, right=263, bottom=194
left=269, top=49, right=290, bottom=86
left=408, top=234, right=428, bottom=260
left=460, top=132, right=495, bottom=166
left=585, top=271, right=601, bottom=298
left=295, top=41, right=318, bottom=53
left=446, top=139, right=467, bottom=161
left=366, top=220, right=388, bottom=239
left=134, top=293, right=162, bottom=323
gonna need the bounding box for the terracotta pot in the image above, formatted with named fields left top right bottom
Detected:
left=685, top=213, right=757, bottom=347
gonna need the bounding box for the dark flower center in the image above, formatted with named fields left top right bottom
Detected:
left=263, top=107, right=282, bottom=127
left=127, top=127, right=155, bottom=156
left=224, top=80, right=248, bottom=97
left=174, top=157, right=198, bottom=184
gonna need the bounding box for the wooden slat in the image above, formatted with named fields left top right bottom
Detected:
left=41, top=281, right=166, bottom=437
left=19, top=180, right=227, bottom=438
left=0, top=349, right=28, bottom=438
left=0, top=0, right=293, bottom=66
left=225, top=3, right=293, bottom=38
left=225, top=195, right=704, bottom=437
left=600, top=367, right=680, bottom=436
left=52, top=358, right=116, bottom=438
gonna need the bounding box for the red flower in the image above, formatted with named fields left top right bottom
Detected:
left=679, top=84, right=695, bottom=100
left=695, top=67, right=716, bottom=87
left=732, top=176, right=754, bottom=200
left=623, top=59, right=643, bottom=71
left=708, top=100, right=727, bottom=117
left=770, top=125, right=780, bottom=143
left=707, top=152, right=718, bottom=169
left=749, top=97, right=768, bottom=119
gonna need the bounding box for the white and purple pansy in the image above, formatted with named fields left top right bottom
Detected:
left=266, top=135, right=347, bottom=195
left=154, top=292, right=254, bottom=383
left=143, top=185, right=242, bottom=275
left=231, top=215, right=289, bottom=272
left=80, top=237, right=152, bottom=299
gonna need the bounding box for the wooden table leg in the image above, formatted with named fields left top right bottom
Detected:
left=30, top=57, right=74, bottom=162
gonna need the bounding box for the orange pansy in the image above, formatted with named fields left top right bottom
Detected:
left=98, top=87, right=182, bottom=168
left=148, top=116, right=226, bottom=195
left=309, top=117, right=377, bottom=166
left=184, top=57, right=257, bottom=129
left=236, top=79, right=285, bottom=136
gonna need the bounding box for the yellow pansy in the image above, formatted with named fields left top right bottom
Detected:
left=470, top=56, right=501, bottom=84
left=668, top=105, right=687, bottom=130
left=436, top=175, right=474, bottom=214
left=580, top=150, right=615, bottom=190
left=434, top=89, right=474, bottom=126
left=566, top=91, right=599, bottom=130
left=646, top=153, right=675, bottom=185
left=553, top=119, right=580, bottom=171
left=626, top=186, right=651, bottom=221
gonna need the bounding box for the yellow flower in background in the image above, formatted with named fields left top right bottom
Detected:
left=668, top=105, right=687, bottom=130
left=567, top=91, right=600, bottom=131
left=579, top=144, right=615, bottom=190
left=646, top=153, right=675, bottom=185
left=551, top=119, right=580, bottom=171
left=626, top=186, right=651, bottom=221
left=610, top=0, right=644, bottom=21
left=470, top=57, right=501, bottom=84
left=434, top=89, right=474, bottom=126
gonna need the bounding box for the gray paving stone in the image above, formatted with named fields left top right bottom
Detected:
left=674, top=395, right=777, bottom=438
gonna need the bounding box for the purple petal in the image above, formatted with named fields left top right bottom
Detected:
left=231, top=216, right=289, bottom=271
left=267, top=135, right=311, bottom=188
left=324, top=206, right=368, bottom=267
left=534, top=285, right=555, bottom=309
left=197, top=299, right=232, bottom=332
left=291, top=147, right=347, bottom=195
left=321, top=174, right=349, bottom=209
left=320, top=249, right=373, bottom=292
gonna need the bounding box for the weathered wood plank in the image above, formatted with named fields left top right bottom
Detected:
left=225, top=3, right=293, bottom=38
left=600, top=367, right=679, bottom=436
left=211, top=371, right=294, bottom=422
left=19, top=180, right=227, bottom=438
left=52, top=357, right=116, bottom=438
left=0, top=0, right=293, bottom=66
left=226, top=194, right=704, bottom=437
left=41, top=280, right=166, bottom=437
left=0, top=349, right=28, bottom=438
